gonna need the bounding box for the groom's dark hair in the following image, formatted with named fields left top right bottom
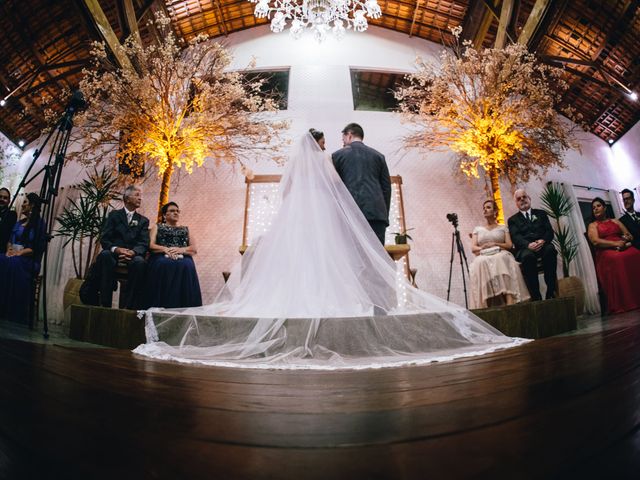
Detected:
left=342, top=123, right=364, bottom=139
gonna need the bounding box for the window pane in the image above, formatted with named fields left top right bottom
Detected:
left=242, top=70, right=289, bottom=110
left=351, top=69, right=407, bottom=112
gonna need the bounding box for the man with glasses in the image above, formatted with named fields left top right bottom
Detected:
left=507, top=188, right=557, bottom=301
left=619, top=188, right=640, bottom=250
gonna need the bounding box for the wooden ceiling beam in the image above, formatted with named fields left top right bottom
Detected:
left=526, top=0, right=567, bottom=52
left=122, top=0, right=143, bottom=45
left=517, top=0, right=552, bottom=46
left=0, top=70, right=46, bottom=126
left=540, top=55, right=595, bottom=68
left=79, top=0, right=135, bottom=70
left=137, top=0, right=158, bottom=21
left=16, top=66, right=86, bottom=100
left=408, top=0, right=423, bottom=38
left=214, top=0, right=229, bottom=37
left=474, top=0, right=500, bottom=49
left=0, top=2, right=64, bottom=112
left=495, top=0, right=515, bottom=48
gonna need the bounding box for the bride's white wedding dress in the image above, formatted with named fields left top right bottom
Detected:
left=133, top=133, right=530, bottom=369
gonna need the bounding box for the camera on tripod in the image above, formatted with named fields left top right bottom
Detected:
left=445, top=211, right=469, bottom=307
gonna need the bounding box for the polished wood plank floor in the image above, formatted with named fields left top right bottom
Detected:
left=1, top=313, right=639, bottom=479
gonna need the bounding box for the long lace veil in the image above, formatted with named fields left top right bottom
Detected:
left=133, top=133, right=529, bottom=369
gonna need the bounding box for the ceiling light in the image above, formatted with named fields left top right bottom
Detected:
left=608, top=139, right=614, bottom=145
left=0, top=99, right=5, bottom=106
left=18, top=139, right=25, bottom=148
left=250, top=0, right=382, bottom=42
left=628, top=91, right=638, bottom=101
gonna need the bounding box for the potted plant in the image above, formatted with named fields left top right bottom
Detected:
left=56, top=167, right=121, bottom=310
left=540, top=182, right=584, bottom=314
left=393, top=228, right=414, bottom=245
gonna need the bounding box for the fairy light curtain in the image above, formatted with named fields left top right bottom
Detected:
left=240, top=174, right=411, bottom=279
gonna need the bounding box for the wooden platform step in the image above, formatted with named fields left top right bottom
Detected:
left=69, top=297, right=577, bottom=349
left=472, top=296, right=577, bottom=339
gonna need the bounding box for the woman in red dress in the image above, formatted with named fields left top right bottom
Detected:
left=588, top=197, right=640, bottom=314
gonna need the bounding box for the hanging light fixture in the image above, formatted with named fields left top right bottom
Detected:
left=250, top=0, right=382, bottom=42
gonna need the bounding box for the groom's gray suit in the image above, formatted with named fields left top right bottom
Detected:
left=332, top=141, right=391, bottom=244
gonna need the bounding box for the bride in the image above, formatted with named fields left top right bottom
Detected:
left=133, top=131, right=529, bottom=369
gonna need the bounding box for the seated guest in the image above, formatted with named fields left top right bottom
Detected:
left=469, top=200, right=529, bottom=309
left=619, top=188, right=640, bottom=250
left=588, top=197, right=640, bottom=314
left=0, top=187, right=18, bottom=254
left=507, top=188, right=557, bottom=301
left=0, top=193, right=46, bottom=323
left=96, top=185, right=149, bottom=309
left=144, top=202, right=202, bottom=308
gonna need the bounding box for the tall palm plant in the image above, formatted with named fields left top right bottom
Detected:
left=55, top=167, right=121, bottom=278
left=540, top=182, right=578, bottom=278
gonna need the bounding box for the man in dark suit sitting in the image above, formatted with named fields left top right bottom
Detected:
left=96, top=185, right=149, bottom=309
left=0, top=188, right=18, bottom=254
left=619, top=188, right=640, bottom=250
left=331, top=123, right=391, bottom=245
left=507, top=188, right=557, bottom=301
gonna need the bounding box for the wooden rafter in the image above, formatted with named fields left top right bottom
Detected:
left=408, top=0, right=423, bottom=38
left=16, top=66, right=86, bottom=100
left=471, top=0, right=500, bottom=49
left=214, top=0, right=229, bottom=37
left=122, top=0, right=143, bottom=45
left=495, top=0, right=514, bottom=48
left=80, top=0, right=134, bottom=70
left=517, top=0, right=552, bottom=46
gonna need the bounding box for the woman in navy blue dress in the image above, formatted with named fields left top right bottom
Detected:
left=0, top=193, right=46, bottom=324
left=144, top=202, right=202, bottom=308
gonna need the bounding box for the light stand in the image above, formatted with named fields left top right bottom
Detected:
left=9, top=90, right=85, bottom=338
left=445, top=213, right=471, bottom=308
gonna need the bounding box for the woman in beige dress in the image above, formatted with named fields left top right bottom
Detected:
left=469, top=200, right=530, bottom=309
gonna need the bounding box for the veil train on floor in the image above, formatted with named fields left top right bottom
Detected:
left=133, top=133, right=530, bottom=369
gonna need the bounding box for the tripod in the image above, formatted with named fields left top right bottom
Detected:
left=9, top=91, right=85, bottom=338
left=446, top=224, right=471, bottom=308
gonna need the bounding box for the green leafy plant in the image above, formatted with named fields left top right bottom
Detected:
left=540, top=182, right=578, bottom=277
left=55, top=167, right=121, bottom=278
left=392, top=227, right=414, bottom=244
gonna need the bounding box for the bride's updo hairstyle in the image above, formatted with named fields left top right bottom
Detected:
left=309, top=128, right=324, bottom=142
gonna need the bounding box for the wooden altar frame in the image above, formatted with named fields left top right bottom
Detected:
left=240, top=175, right=411, bottom=276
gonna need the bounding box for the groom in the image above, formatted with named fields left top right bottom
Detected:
left=332, top=123, right=391, bottom=244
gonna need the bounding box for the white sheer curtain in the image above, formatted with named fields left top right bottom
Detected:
left=609, top=189, right=623, bottom=218
left=44, top=186, right=80, bottom=325
left=563, top=183, right=600, bottom=314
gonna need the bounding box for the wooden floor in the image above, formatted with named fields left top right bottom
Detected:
left=1, top=313, right=640, bottom=479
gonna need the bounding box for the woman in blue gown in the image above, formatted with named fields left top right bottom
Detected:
left=0, top=193, right=46, bottom=324
left=144, top=202, right=202, bottom=308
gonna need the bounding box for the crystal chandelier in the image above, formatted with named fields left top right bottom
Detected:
left=249, top=0, right=382, bottom=41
